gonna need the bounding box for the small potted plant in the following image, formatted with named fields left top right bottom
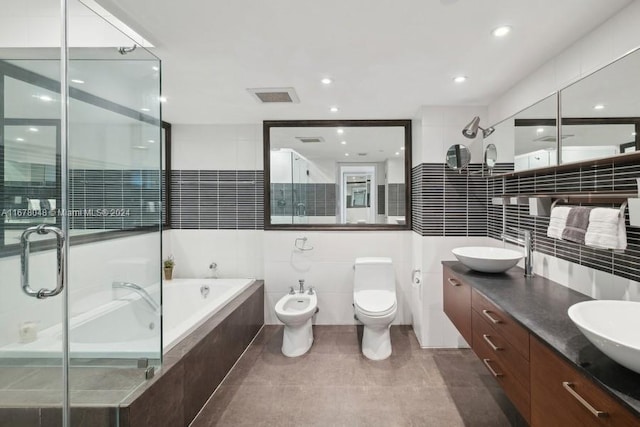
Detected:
left=163, top=255, right=175, bottom=280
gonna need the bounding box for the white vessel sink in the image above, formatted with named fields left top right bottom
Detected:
left=452, top=246, right=522, bottom=273
left=568, top=300, right=640, bottom=374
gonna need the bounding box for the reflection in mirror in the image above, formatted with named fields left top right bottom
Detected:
left=0, top=57, right=163, bottom=248
left=265, top=121, right=410, bottom=228
left=486, top=94, right=557, bottom=172
left=484, top=143, right=497, bottom=171
left=445, top=144, right=471, bottom=172
left=560, top=47, right=640, bottom=164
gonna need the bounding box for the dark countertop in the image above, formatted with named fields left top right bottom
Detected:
left=442, top=261, right=640, bottom=415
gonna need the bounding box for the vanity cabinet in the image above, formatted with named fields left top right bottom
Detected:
left=442, top=266, right=640, bottom=426
left=530, top=337, right=638, bottom=427
left=442, top=266, right=472, bottom=345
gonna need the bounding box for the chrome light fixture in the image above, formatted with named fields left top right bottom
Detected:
left=462, top=116, right=495, bottom=139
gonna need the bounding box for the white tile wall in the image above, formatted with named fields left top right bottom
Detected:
left=411, top=235, right=502, bottom=348
left=263, top=231, right=412, bottom=325
left=414, top=106, right=489, bottom=164
left=172, top=124, right=262, bottom=171
left=169, top=230, right=263, bottom=280
left=489, top=1, right=640, bottom=125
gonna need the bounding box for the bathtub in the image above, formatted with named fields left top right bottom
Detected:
left=0, top=278, right=255, bottom=359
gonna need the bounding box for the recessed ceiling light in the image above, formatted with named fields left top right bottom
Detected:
left=537, top=128, right=544, bottom=133
left=330, top=106, right=338, bottom=113
left=395, top=152, right=400, bottom=156
left=341, top=141, right=347, bottom=145
left=594, top=104, right=605, bottom=110
left=152, top=66, right=159, bottom=71
left=337, top=128, right=344, bottom=134
left=159, top=96, right=167, bottom=103
left=633, top=132, right=637, bottom=136
left=148, top=139, right=155, bottom=143
left=321, top=77, right=332, bottom=85
left=344, top=153, right=349, bottom=156
left=28, top=127, right=39, bottom=132
left=492, top=26, right=512, bottom=38
left=133, top=145, right=148, bottom=150
left=16, top=137, right=24, bottom=142
left=71, top=79, right=84, bottom=84
left=39, top=95, right=53, bottom=102
left=140, top=107, right=151, bottom=112
left=453, top=76, right=467, bottom=83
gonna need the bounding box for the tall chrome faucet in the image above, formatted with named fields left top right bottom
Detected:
left=298, top=279, right=305, bottom=293
left=500, top=228, right=534, bottom=278
left=112, top=281, right=160, bottom=313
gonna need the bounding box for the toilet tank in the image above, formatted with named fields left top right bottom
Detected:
left=354, top=257, right=395, bottom=292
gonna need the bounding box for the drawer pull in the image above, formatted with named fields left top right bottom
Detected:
left=482, top=309, right=502, bottom=324
left=482, top=334, right=502, bottom=351
left=562, top=382, right=608, bottom=418
left=447, top=278, right=461, bottom=287
left=482, top=358, right=503, bottom=377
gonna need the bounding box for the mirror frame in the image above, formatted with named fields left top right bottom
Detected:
left=263, top=119, right=412, bottom=230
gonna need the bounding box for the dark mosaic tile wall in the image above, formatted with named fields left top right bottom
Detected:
left=270, top=183, right=336, bottom=217
left=411, top=163, right=493, bottom=236
left=388, top=184, right=406, bottom=216
left=170, top=170, right=264, bottom=230
left=377, top=185, right=385, bottom=215
left=69, top=169, right=161, bottom=230
left=488, top=162, right=640, bottom=282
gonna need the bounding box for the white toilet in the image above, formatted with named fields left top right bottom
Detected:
left=353, top=257, right=397, bottom=360
left=274, top=290, right=318, bottom=357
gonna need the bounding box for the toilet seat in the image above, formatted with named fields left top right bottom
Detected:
left=354, top=290, right=396, bottom=317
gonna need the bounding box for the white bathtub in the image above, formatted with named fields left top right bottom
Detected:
left=0, top=278, right=255, bottom=359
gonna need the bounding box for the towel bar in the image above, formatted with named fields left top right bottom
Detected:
left=550, top=198, right=627, bottom=218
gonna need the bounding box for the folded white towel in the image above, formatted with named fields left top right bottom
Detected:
left=585, top=208, right=627, bottom=250
left=547, top=206, right=572, bottom=239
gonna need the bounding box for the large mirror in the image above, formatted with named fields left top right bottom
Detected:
left=485, top=94, right=557, bottom=173
left=560, top=47, right=640, bottom=164
left=264, top=120, right=411, bottom=229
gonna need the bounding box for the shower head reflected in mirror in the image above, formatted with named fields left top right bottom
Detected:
left=462, top=116, right=495, bottom=139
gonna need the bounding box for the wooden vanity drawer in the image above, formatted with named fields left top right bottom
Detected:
left=443, top=267, right=472, bottom=345
left=531, top=336, right=640, bottom=427
left=474, top=322, right=531, bottom=423
left=472, top=289, right=529, bottom=360
left=472, top=309, right=529, bottom=390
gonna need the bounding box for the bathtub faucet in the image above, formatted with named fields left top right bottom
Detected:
left=112, top=281, right=160, bottom=313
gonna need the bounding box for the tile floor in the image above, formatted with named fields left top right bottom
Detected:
left=191, top=325, right=527, bottom=426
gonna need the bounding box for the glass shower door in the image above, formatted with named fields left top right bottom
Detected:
left=0, top=53, right=66, bottom=426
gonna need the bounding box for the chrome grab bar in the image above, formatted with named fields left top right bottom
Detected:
left=20, top=224, right=65, bottom=299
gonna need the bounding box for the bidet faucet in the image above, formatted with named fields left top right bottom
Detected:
left=501, top=228, right=533, bottom=278
left=298, top=279, right=305, bottom=293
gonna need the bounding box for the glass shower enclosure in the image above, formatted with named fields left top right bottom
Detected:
left=0, top=0, right=162, bottom=425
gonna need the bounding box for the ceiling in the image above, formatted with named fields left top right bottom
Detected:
left=95, top=0, right=632, bottom=124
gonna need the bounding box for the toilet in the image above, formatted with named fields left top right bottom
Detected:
left=353, top=257, right=397, bottom=360
left=274, top=291, right=318, bottom=357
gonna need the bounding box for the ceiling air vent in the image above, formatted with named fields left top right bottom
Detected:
left=247, top=87, right=300, bottom=103
left=357, top=153, right=368, bottom=156
left=295, top=136, right=324, bottom=143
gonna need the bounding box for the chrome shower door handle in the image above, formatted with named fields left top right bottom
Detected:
left=20, top=224, right=65, bottom=299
